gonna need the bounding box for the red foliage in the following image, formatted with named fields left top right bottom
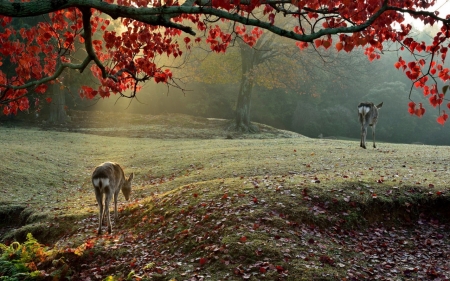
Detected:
left=409, top=102, right=426, bottom=118
left=437, top=110, right=448, bottom=125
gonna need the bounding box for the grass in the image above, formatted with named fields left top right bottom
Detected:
left=1, top=110, right=450, bottom=280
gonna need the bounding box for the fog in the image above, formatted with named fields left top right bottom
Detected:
left=48, top=26, right=450, bottom=146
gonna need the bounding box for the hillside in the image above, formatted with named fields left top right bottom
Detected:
left=0, top=111, right=449, bottom=280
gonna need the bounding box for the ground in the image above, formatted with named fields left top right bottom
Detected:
left=0, top=110, right=449, bottom=281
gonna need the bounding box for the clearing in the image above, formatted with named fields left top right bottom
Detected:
left=0, top=110, right=449, bottom=280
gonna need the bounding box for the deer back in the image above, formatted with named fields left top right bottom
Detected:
left=358, top=102, right=382, bottom=126
left=92, top=162, right=126, bottom=195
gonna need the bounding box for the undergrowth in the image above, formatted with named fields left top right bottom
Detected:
left=0, top=233, right=68, bottom=280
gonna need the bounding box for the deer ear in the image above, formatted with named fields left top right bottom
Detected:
left=377, top=102, right=383, bottom=108
left=128, top=173, right=134, bottom=181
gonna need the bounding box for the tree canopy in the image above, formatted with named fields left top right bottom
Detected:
left=1, top=0, right=450, bottom=123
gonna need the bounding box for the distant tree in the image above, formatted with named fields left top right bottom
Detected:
left=1, top=0, right=450, bottom=126
left=187, top=28, right=353, bottom=132
left=47, top=81, right=71, bottom=124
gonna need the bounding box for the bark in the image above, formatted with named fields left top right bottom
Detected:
left=48, top=83, right=71, bottom=124
left=230, top=42, right=257, bottom=132
left=232, top=36, right=277, bottom=132
left=0, top=0, right=398, bottom=41
left=234, top=69, right=259, bottom=132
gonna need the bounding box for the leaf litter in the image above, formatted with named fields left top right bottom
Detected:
left=1, top=111, right=450, bottom=280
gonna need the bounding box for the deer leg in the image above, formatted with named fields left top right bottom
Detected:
left=372, top=125, right=376, bottom=148
left=104, top=193, right=113, bottom=234
left=360, top=125, right=364, bottom=148
left=360, top=124, right=367, bottom=149
left=94, top=188, right=104, bottom=235
left=360, top=131, right=363, bottom=148
left=113, top=191, right=119, bottom=221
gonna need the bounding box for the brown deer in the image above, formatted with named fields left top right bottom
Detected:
left=358, top=102, right=383, bottom=149
left=92, top=162, right=133, bottom=235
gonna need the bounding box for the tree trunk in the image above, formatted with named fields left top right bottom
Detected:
left=48, top=83, right=70, bottom=124
left=231, top=42, right=261, bottom=133
left=234, top=74, right=259, bottom=132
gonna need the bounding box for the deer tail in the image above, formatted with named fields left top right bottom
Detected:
left=93, top=178, right=109, bottom=191
left=358, top=105, right=370, bottom=116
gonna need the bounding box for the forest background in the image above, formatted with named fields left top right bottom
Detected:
left=6, top=21, right=449, bottom=146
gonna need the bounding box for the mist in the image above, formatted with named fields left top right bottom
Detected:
left=34, top=26, right=450, bottom=146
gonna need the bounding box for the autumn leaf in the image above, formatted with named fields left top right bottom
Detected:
left=437, top=111, right=448, bottom=125
left=314, top=39, right=322, bottom=48
left=275, top=265, right=284, bottom=273
left=199, top=257, right=207, bottom=266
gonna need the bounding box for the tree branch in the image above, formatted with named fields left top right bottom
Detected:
left=2, top=0, right=450, bottom=41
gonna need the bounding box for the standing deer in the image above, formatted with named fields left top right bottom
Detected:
left=92, top=162, right=134, bottom=235
left=358, top=102, right=383, bottom=149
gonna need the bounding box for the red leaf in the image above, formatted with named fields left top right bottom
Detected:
left=322, top=40, right=331, bottom=49
left=415, top=103, right=425, bottom=117
left=239, top=236, right=247, bottom=243
left=199, top=257, right=207, bottom=266
left=268, top=13, right=275, bottom=25
left=314, top=39, right=322, bottom=48
left=34, top=84, right=48, bottom=94
left=275, top=265, right=284, bottom=273
left=296, top=41, right=308, bottom=50
left=437, top=110, right=448, bottom=125
left=302, top=188, right=308, bottom=197
left=344, top=43, right=354, bottom=52
left=319, top=255, right=335, bottom=265
left=437, top=115, right=446, bottom=125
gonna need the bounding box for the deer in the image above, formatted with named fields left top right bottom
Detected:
left=358, top=102, right=383, bottom=149
left=92, top=162, right=134, bottom=235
